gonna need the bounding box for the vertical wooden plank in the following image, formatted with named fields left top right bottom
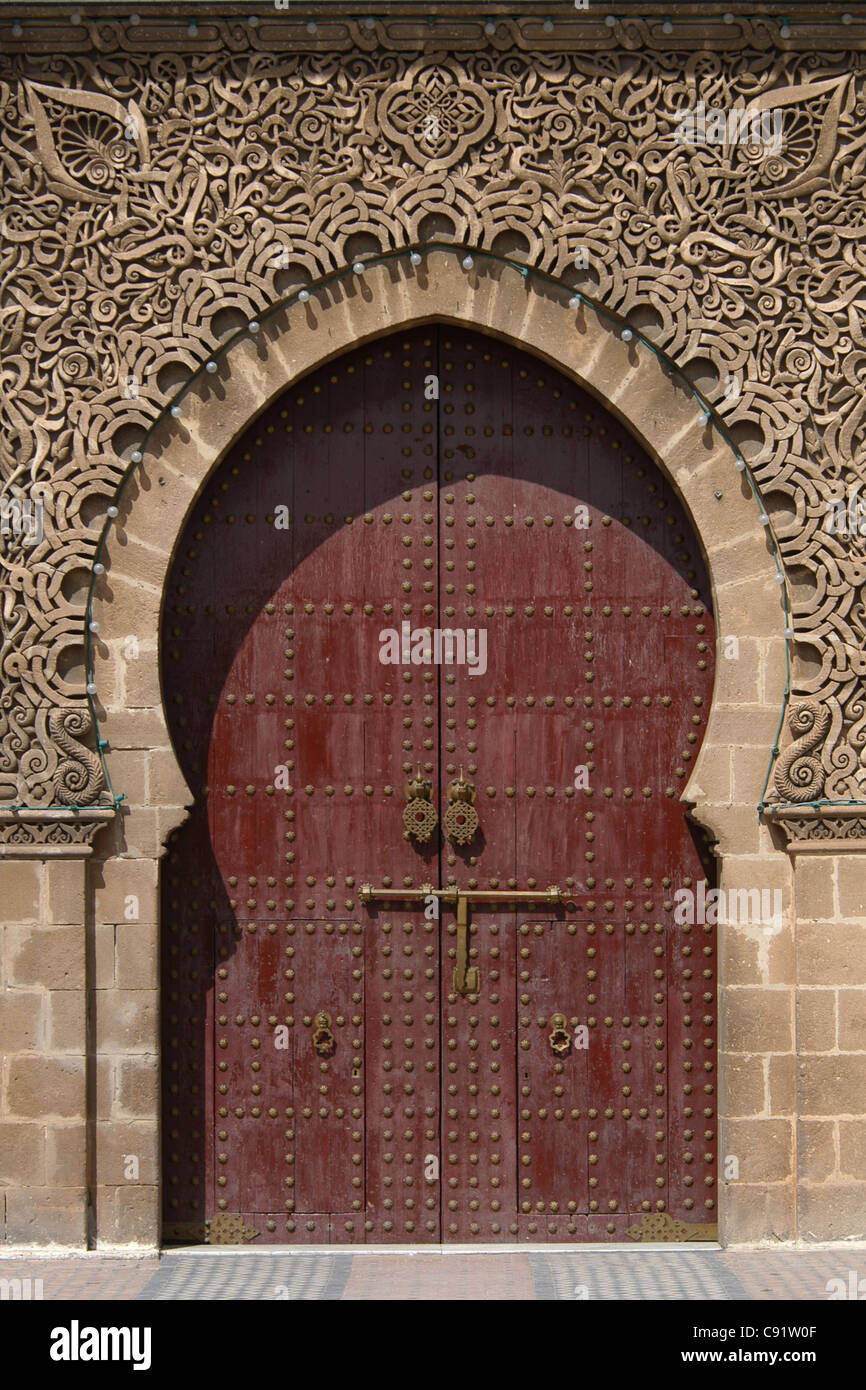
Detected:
left=441, top=907, right=517, bottom=1241
left=365, top=907, right=441, bottom=1241
left=291, top=921, right=363, bottom=1229
left=519, top=917, right=589, bottom=1240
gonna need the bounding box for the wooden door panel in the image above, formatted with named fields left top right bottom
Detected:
left=161, top=325, right=718, bottom=1246
left=666, top=905, right=718, bottom=1224
left=624, top=921, right=668, bottom=1215
left=514, top=801, right=571, bottom=888
left=215, top=926, right=294, bottom=1216
left=519, top=919, right=590, bottom=1218
left=439, top=332, right=716, bottom=1243
left=291, top=924, right=363, bottom=1219
left=364, top=906, right=441, bottom=1241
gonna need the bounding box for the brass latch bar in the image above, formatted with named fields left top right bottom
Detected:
left=358, top=885, right=564, bottom=906
left=359, top=884, right=563, bottom=995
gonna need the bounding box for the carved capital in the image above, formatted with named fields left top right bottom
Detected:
left=0, top=807, right=116, bottom=858
left=764, top=804, right=866, bottom=854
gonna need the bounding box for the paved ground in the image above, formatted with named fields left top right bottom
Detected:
left=1, top=1246, right=865, bottom=1300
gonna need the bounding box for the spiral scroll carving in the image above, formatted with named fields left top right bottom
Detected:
left=48, top=709, right=104, bottom=807
left=1, top=15, right=865, bottom=805
left=773, top=702, right=831, bottom=805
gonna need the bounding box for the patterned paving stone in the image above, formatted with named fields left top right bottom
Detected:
left=531, top=1251, right=747, bottom=1301
left=725, top=1252, right=866, bottom=1302
left=1, top=1248, right=865, bottom=1302
left=342, top=1253, right=535, bottom=1301
left=0, top=1257, right=158, bottom=1301
left=134, top=1251, right=352, bottom=1301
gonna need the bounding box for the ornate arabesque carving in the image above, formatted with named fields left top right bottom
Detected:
left=1, top=14, right=866, bottom=813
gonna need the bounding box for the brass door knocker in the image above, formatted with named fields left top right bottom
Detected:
left=444, top=767, right=479, bottom=845
left=312, top=1011, right=336, bottom=1058
left=548, top=1013, right=572, bottom=1057
left=403, top=766, right=438, bottom=844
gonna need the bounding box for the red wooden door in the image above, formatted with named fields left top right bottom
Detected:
left=161, top=327, right=717, bottom=1245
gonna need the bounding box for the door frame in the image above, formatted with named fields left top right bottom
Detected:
left=91, top=248, right=792, bottom=1247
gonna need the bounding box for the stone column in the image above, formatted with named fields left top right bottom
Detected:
left=0, top=809, right=113, bottom=1245
left=91, top=845, right=161, bottom=1246
left=768, top=808, right=866, bottom=1240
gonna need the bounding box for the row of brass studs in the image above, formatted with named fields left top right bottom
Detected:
left=214, top=901, right=706, bottom=915
left=201, top=887, right=705, bottom=906
left=680, top=928, right=716, bottom=1212
left=227, top=690, right=700, bottom=706
left=172, top=591, right=709, bottom=617
left=274, top=687, right=707, bottom=706
left=267, top=602, right=707, bottom=616
left=187, top=508, right=696, bottom=543
left=169, top=593, right=698, bottom=612
left=249, top=508, right=684, bottom=525
left=166, top=874, right=705, bottom=896
left=175, top=689, right=703, bottom=719
left=217, top=783, right=681, bottom=798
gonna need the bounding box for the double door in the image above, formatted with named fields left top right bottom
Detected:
left=161, top=327, right=717, bottom=1243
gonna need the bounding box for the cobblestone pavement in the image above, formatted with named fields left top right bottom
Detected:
left=1, top=1247, right=865, bottom=1301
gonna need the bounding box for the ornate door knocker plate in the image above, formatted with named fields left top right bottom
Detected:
left=403, top=766, right=438, bottom=843
left=444, top=768, right=479, bottom=845
left=548, top=1013, right=572, bottom=1057
left=312, top=1011, right=336, bottom=1058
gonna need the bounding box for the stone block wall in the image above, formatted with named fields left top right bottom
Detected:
left=0, top=859, right=88, bottom=1244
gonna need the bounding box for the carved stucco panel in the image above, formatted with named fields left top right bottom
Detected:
left=0, top=19, right=865, bottom=818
